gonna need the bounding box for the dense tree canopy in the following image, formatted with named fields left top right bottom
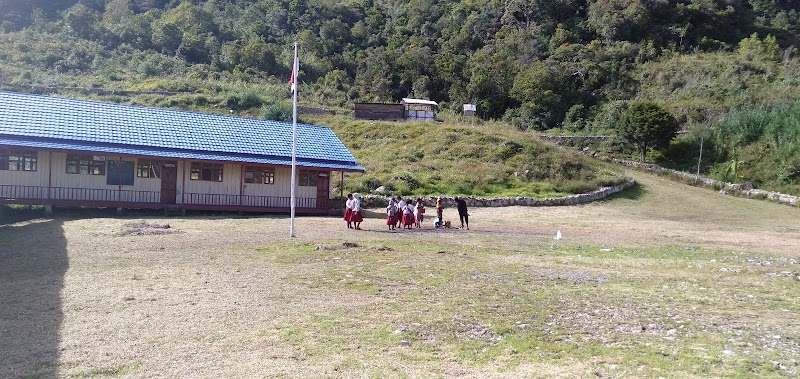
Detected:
left=0, top=0, right=799, bottom=131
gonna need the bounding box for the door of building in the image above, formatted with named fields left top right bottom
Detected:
left=316, top=172, right=330, bottom=210
left=161, top=162, right=178, bottom=204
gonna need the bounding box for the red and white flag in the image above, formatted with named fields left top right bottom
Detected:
left=290, top=44, right=299, bottom=93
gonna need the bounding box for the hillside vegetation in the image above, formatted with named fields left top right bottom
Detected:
left=1, top=0, right=798, bottom=122
left=317, top=115, right=623, bottom=197
left=0, top=0, right=799, bottom=194
left=710, top=103, right=800, bottom=194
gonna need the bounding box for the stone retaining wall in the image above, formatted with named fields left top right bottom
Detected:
left=537, top=135, right=613, bottom=144
left=0, top=82, right=184, bottom=96
left=357, top=178, right=635, bottom=208
left=612, top=158, right=800, bottom=207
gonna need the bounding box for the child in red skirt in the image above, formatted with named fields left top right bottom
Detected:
left=395, top=197, right=406, bottom=229
left=350, top=193, right=364, bottom=230
left=401, top=200, right=415, bottom=229
left=386, top=198, right=398, bottom=230
left=343, top=193, right=354, bottom=229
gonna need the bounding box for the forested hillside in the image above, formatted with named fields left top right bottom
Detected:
left=0, top=0, right=799, bottom=194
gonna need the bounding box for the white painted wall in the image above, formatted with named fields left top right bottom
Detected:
left=184, top=163, right=240, bottom=194
left=240, top=166, right=319, bottom=207
left=49, top=153, right=160, bottom=191
left=1, top=151, right=162, bottom=202
left=47, top=153, right=162, bottom=202
left=180, top=163, right=239, bottom=205
left=0, top=151, right=50, bottom=187
left=0, top=150, right=50, bottom=199
left=1, top=149, right=333, bottom=208
left=240, top=167, right=314, bottom=197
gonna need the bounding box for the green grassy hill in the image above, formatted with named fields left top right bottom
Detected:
left=314, top=115, right=624, bottom=198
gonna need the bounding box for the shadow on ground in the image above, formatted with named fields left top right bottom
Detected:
left=362, top=209, right=388, bottom=219
left=0, top=219, right=68, bottom=378
left=0, top=205, right=49, bottom=225
left=602, top=181, right=644, bottom=201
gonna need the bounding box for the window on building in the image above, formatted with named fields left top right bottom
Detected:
left=107, top=160, right=135, bottom=186
left=190, top=162, right=223, bottom=182
left=298, top=170, right=318, bottom=186
left=244, top=166, right=275, bottom=184
left=66, top=154, right=106, bottom=175
left=0, top=149, right=37, bottom=171
left=137, top=160, right=163, bottom=178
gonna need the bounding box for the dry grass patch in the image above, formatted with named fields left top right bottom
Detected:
left=1, top=171, right=799, bottom=378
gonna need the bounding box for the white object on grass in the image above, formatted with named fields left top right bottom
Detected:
left=554, top=230, right=562, bottom=240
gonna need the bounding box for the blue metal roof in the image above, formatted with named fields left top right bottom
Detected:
left=0, top=91, right=364, bottom=172
left=0, top=137, right=361, bottom=171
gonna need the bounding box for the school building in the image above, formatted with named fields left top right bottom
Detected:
left=0, top=91, right=364, bottom=214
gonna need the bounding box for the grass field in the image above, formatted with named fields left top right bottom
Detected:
left=1, top=171, right=799, bottom=378
left=316, top=114, right=625, bottom=198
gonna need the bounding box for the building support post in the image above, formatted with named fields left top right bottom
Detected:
left=46, top=151, right=53, bottom=216
left=117, top=157, right=123, bottom=212
left=47, top=151, right=53, bottom=201
left=239, top=164, right=244, bottom=208
left=181, top=161, right=187, bottom=205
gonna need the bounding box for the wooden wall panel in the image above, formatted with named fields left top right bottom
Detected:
left=0, top=150, right=49, bottom=187
left=354, top=103, right=405, bottom=121
left=2, top=151, right=333, bottom=208
left=181, top=163, right=242, bottom=196
left=49, top=153, right=160, bottom=192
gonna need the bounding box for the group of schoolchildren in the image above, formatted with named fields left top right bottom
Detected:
left=344, top=193, right=468, bottom=231
left=343, top=193, right=427, bottom=231
left=385, top=196, right=426, bottom=230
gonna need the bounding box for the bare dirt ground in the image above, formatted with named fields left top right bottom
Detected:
left=1, top=171, right=799, bottom=378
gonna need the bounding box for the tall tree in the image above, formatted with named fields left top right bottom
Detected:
left=618, top=102, right=679, bottom=162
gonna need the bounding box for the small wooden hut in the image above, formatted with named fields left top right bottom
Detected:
left=354, top=98, right=438, bottom=122
left=402, top=98, right=438, bottom=121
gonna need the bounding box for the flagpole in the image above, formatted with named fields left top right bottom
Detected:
left=290, top=43, right=298, bottom=238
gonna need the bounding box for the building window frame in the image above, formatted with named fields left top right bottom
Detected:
left=137, top=160, right=164, bottom=178
left=190, top=162, right=223, bottom=182
left=298, top=170, right=318, bottom=187
left=244, top=166, right=275, bottom=184
left=66, top=154, right=106, bottom=175
left=1, top=149, right=37, bottom=171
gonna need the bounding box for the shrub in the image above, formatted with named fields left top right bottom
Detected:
left=592, top=100, right=628, bottom=132
left=710, top=102, right=800, bottom=194
left=135, top=53, right=182, bottom=78
left=563, top=104, right=588, bottom=132
left=259, top=98, right=292, bottom=122
left=227, top=89, right=262, bottom=111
